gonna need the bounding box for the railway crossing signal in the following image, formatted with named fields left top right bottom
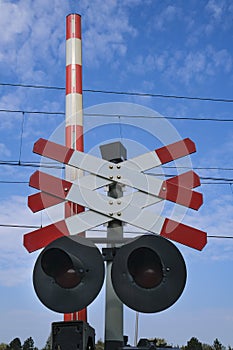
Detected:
left=24, top=137, right=207, bottom=314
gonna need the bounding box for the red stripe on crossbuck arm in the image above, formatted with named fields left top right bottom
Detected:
left=160, top=218, right=207, bottom=250
left=33, top=138, right=74, bottom=164
left=28, top=192, right=63, bottom=213
left=155, top=138, right=196, bottom=164
left=23, top=220, right=70, bottom=253
left=158, top=180, right=203, bottom=210
left=166, top=171, right=200, bottom=189
left=29, top=171, right=72, bottom=199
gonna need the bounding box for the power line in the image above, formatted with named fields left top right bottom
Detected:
left=0, top=180, right=232, bottom=185
left=0, top=160, right=64, bottom=169
left=84, top=89, right=233, bottom=103
left=0, top=179, right=230, bottom=185
left=200, top=176, right=233, bottom=181
left=1, top=161, right=230, bottom=172
left=0, top=82, right=65, bottom=91
left=1, top=82, right=233, bottom=103
left=0, top=223, right=232, bottom=240
left=0, top=173, right=233, bottom=185
left=0, top=181, right=28, bottom=184
left=148, top=173, right=233, bottom=183
left=87, top=229, right=233, bottom=240
left=0, top=108, right=64, bottom=116
left=0, top=160, right=233, bottom=179
left=85, top=112, right=233, bottom=122
left=201, top=182, right=233, bottom=185
left=0, top=223, right=41, bottom=229
left=207, top=235, right=233, bottom=239
left=164, top=166, right=233, bottom=171
left=1, top=108, right=233, bottom=122
left=0, top=158, right=233, bottom=184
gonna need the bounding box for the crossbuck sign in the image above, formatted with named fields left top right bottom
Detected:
left=24, top=138, right=207, bottom=253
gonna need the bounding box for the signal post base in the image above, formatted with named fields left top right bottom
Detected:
left=52, top=321, right=95, bottom=350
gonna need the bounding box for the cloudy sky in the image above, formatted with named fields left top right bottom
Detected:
left=0, top=0, right=233, bottom=348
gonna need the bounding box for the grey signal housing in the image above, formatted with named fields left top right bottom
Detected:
left=33, top=235, right=105, bottom=313
left=111, top=235, right=187, bottom=313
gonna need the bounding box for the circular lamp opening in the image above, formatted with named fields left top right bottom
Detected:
left=127, top=247, right=163, bottom=289
left=41, top=248, right=83, bottom=289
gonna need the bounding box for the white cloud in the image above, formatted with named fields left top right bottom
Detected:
left=205, top=0, right=233, bottom=33
left=206, top=0, right=225, bottom=21
left=0, top=0, right=140, bottom=83
left=126, top=45, right=232, bottom=86
left=79, top=0, right=138, bottom=67
left=154, top=5, right=182, bottom=31
left=209, top=47, right=232, bottom=73
left=197, top=133, right=233, bottom=180
left=0, top=195, right=40, bottom=286
left=0, top=265, right=32, bottom=287
left=0, top=0, right=69, bottom=82
left=170, top=47, right=232, bottom=84
left=0, top=143, right=11, bottom=157
left=0, top=92, right=23, bottom=129
left=0, top=1, right=31, bottom=44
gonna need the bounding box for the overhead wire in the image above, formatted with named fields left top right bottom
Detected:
left=0, top=173, right=232, bottom=184
left=0, top=181, right=28, bottom=184
left=85, top=112, right=233, bottom=122
left=0, top=224, right=41, bottom=229
left=84, top=89, right=233, bottom=103
left=0, top=224, right=232, bottom=240
left=0, top=161, right=231, bottom=172
left=1, top=108, right=233, bottom=122
left=0, top=160, right=64, bottom=169
left=1, top=81, right=233, bottom=103
left=89, top=229, right=233, bottom=239
left=0, top=108, right=64, bottom=116
left=163, top=166, right=233, bottom=171
left=0, top=160, right=232, bottom=183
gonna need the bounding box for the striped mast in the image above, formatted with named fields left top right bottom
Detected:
left=65, top=13, right=87, bottom=322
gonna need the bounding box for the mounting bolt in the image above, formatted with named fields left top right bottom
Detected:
left=117, top=165, right=121, bottom=169
left=117, top=175, right=121, bottom=179
left=64, top=188, right=69, bottom=192
left=109, top=213, right=113, bottom=216
left=162, top=187, right=166, bottom=191
left=117, top=212, right=121, bottom=216
left=109, top=165, right=113, bottom=169
left=109, top=200, right=113, bottom=205
left=117, top=200, right=121, bottom=205
left=109, top=175, right=113, bottom=180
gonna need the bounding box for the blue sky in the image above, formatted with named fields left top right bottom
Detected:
left=0, top=0, right=233, bottom=348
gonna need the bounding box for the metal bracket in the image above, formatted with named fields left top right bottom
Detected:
left=102, top=247, right=120, bottom=261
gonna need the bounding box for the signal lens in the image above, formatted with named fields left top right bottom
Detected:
left=41, top=248, right=83, bottom=289
left=127, top=247, right=163, bottom=289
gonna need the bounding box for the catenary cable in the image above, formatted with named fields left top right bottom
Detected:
left=0, top=224, right=232, bottom=239
left=1, top=82, right=233, bottom=103
left=1, top=108, right=233, bottom=122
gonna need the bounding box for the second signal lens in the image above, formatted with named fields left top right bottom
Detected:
left=128, top=247, right=163, bottom=289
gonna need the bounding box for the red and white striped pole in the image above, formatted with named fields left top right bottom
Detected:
left=64, top=13, right=87, bottom=322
